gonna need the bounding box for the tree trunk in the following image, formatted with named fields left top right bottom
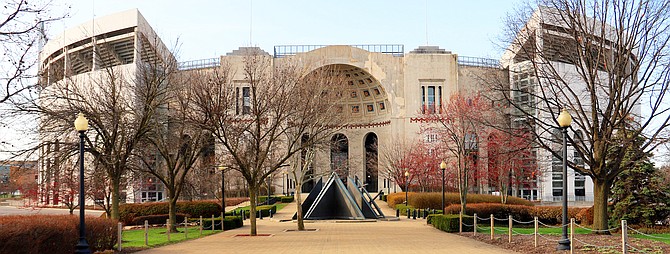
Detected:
left=248, top=187, right=258, bottom=236
left=111, top=178, right=121, bottom=220
left=168, top=195, right=178, bottom=233
left=295, top=183, right=305, bottom=231
left=592, top=178, right=611, bottom=234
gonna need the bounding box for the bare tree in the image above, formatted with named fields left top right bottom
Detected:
left=136, top=71, right=208, bottom=232
left=34, top=44, right=174, bottom=220
left=191, top=55, right=348, bottom=235
left=0, top=0, right=65, bottom=105
left=498, top=0, right=670, bottom=232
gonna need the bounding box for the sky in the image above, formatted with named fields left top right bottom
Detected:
left=49, top=0, right=526, bottom=62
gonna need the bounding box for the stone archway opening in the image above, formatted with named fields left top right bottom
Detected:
left=364, top=132, right=378, bottom=192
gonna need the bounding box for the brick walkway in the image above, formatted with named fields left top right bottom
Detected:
left=138, top=199, right=516, bottom=254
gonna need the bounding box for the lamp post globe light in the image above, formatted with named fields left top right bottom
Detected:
left=404, top=169, right=409, bottom=205
left=557, top=108, right=572, bottom=251
left=74, top=113, right=91, bottom=254
left=440, top=161, right=447, bottom=214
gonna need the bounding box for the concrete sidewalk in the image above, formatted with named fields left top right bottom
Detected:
left=138, top=199, right=515, bottom=254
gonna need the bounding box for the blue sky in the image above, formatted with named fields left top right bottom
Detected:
left=52, top=0, right=526, bottom=61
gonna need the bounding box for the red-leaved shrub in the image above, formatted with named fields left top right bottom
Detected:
left=386, top=192, right=533, bottom=209
left=443, top=203, right=587, bottom=224
left=0, top=215, right=116, bottom=254
left=119, top=200, right=220, bottom=225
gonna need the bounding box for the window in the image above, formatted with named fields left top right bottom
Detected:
left=421, top=86, right=426, bottom=113
left=427, top=86, right=435, bottom=113
left=242, top=87, right=250, bottom=115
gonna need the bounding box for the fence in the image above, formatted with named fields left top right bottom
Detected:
left=449, top=213, right=670, bottom=254
left=115, top=212, right=229, bottom=251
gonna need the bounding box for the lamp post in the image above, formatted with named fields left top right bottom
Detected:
left=404, top=169, right=409, bottom=205
left=74, top=113, right=91, bottom=254
left=440, top=161, right=447, bottom=214
left=557, top=108, right=572, bottom=251
left=218, top=166, right=226, bottom=215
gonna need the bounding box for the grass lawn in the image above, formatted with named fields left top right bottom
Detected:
left=631, top=233, right=670, bottom=244
left=121, top=226, right=221, bottom=248
left=230, top=202, right=289, bottom=214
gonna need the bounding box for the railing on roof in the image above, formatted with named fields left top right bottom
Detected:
left=178, top=57, right=221, bottom=70
left=273, top=44, right=404, bottom=58
left=457, top=56, right=501, bottom=68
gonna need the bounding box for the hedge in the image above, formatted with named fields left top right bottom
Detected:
left=226, top=205, right=276, bottom=217
left=190, top=216, right=243, bottom=230
left=119, top=201, right=220, bottom=225
left=442, top=203, right=592, bottom=225
left=0, top=215, right=117, bottom=254
left=280, top=196, right=294, bottom=203
left=395, top=204, right=442, bottom=216
left=386, top=192, right=533, bottom=210
left=129, top=213, right=188, bottom=226
left=427, top=214, right=474, bottom=233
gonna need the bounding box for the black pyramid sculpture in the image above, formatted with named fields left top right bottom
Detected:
left=292, top=172, right=384, bottom=220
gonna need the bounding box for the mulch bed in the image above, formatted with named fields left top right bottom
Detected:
left=458, top=232, right=670, bottom=253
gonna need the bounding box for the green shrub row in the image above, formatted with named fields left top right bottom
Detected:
left=280, top=196, right=294, bottom=203
left=189, top=216, right=243, bottom=230
left=442, top=203, right=593, bottom=225
left=0, top=215, right=117, bottom=253
left=119, top=201, right=220, bottom=225
left=386, top=192, right=533, bottom=210
left=394, top=204, right=442, bottom=216
left=226, top=205, right=277, bottom=217
left=427, top=214, right=474, bottom=233
left=129, top=213, right=189, bottom=226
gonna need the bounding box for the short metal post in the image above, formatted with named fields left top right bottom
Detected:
left=413, top=209, right=417, bottom=220
left=396, top=209, right=399, bottom=217
left=459, top=212, right=463, bottom=233
left=144, top=220, right=149, bottom=246
left=622, top=220, right=628, bottom=254
left=166, top=219, right=170, bottom=242
left=117, top=222, right=122, bottom=251
left=211, top=215, right=215, bottom=232
left=570, top=218, right=574, bottom=254
left=259, top=210, right=263, bottom=220
left=490, top=214, right=494, bottom=240
left=473, top=213, right=477, bottom=236
left=508, top=215, right=512, bottom=243
left=534, top=217, right=538, bottom=248
left=199, top=216, right=203, bottom=237
left=407, top=209, right=410, bottom=219
left=184, top=217, right=188, bottom=239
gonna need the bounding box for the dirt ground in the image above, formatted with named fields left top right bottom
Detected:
left=458, top=232, right=670, bottom=254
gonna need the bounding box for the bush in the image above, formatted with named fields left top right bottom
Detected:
left=129, top=213, right=188, bottom=226
left=443, top=203, right=586, bottom=224
left=225, top=197, right=249, bottom=206
left=119, top=201, right=221, bottom=225
left=280, top=196, right=294, bottom=203
left=227, top=205, right=276, bottom=217
left=191, top=216, right=243, bottom=230
left=394, top=204, right=441, bottom=216
left=575, top=206, right=594, bottom=225
left=386, top=192, right=533, bottom=209
left=427, top=214, right=474, bottom=232
left=0, top=215, right=117, bottom=253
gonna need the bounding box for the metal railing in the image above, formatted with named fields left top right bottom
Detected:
left=273, top=44, right=404, bottom=58
left=457, top=56, right=501, bottom=68
left=178, top=57, right=221, bottom=70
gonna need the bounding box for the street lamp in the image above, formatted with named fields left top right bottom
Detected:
left=404, top=169, right=409, bottom=205
left=218, top=166, right=226, bottom=215
left=74, top=113, right=91, bottom=254
left=440, top=161, right=447, bottom=214
left=557, top=108, right=572, bottom=251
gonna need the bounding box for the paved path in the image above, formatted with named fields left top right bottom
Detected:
left=138, top=199, right=515, bottom=254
